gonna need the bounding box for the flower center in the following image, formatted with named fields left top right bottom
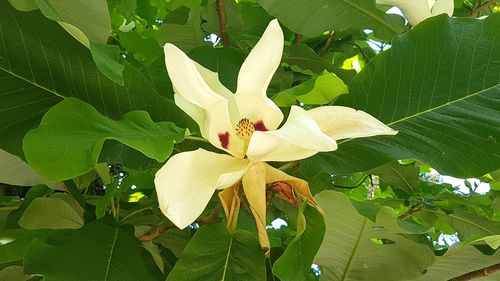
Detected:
left=236, top=118, right=255, bottom=156
left=236, top=118, right=255, bottom=141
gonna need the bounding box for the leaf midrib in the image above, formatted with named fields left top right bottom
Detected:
left=0, top=67, right=65, bottom=98
left=221, top=235, right=234, bottom=281
left=341, top=217, right=368, bottom=281
left=103, top=227, right=120, bottom=281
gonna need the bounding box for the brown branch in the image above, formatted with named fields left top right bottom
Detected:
left=196, top=204, right=223, bottom=224
left=294, top=34, right=302, bottom=44
left=449, top=263, right=500, bottom=281
left=139, top=222, right=175, bottom=242
left=216, top=0, right=229, bottom=46
left=398, top=204, right=422, bottom=219
left=471, top=0, right=498, bottom=16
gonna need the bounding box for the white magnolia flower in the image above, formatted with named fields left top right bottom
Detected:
left=377, top=0, right=454, bottom=26
left=155, top=19, right=397, bottom=254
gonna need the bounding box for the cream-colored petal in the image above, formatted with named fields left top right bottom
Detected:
left=430, top=0, right=454, bottom=17
left=376, top=0, right=431, bottom=26
left=264, top=164, right=324, bottom=215
left=307, top=106, right=398, bottom=140
left=241, top=162, right=270, bottom=255
left=234, top=19, right=284, bottom=130
left=164, top=44, right=243, bottom=157
left=173, top=93, right=207, bottom=138
left=218, top=184, right=241, bottom=232
left=194, top=62, right=241, bottom=124
left=246, top=106, right=338, bottom=162
left=154, top=149, right=250, bottom=229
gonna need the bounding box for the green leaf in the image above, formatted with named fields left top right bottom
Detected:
left=282, top=44, right=356, bottom=83
left=272, top=71, right=348, bottom=107
left=420, top=209, right=500, bottom=245
left=5, top=185, right=52, bottom=229
left=24, top=219, right=162, bottom=281
left=34, top=0, right=111, bottom=45
left=8, top=0, right=38, bottom=11
left=0, top=229, right=54, bottom=265
left=258, top=0, right=404, bottom=40
left=314, top=191, right=435, bottom=281
left=90, top=43, right=125, bottom=85
left=166, top=224, right=266, bottom=281
left=369, top=162, right=421, bottom=195
left=415, top=244, right=500, bottom=281
left=0, top=149, right=62, bottom=188
left=118, top=30, right=163, bottom=66
left=18, top=197, right=84, bottom=229
left=24, top=98, right=184, bottom=180
left=0, top=2, right=188, bottom=158
left=156, top=6, right=207, bottom=52
left=188, top=45, right=245, bottom=93
left=0, top=266, right=27, bottom=281
left=155, top=228, right=191, bottom=258
left=273, top=205, right=325, bottom=281
left=304, top=14, right=500, bottom=178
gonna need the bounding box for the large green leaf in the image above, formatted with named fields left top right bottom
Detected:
left=18, top=197, right=83, bottom=229
left=314, top=191, right=435, bottom=281
left=416, top=244, right=500, bottom=281
left=258, top=0, right=404, bottom=40
left=23, top=98, right=184, bottom=180
left=304, top=14, right=500, bottom=178
left=0, top=149, right=61, bottom=188
left=0, top=2, right=187, bottom=157
left=24, top=219, right=162, bottom=281
left=272, top=205, right=325, bottom=281
left=418, top=209, right=500, bottom=245
left=166, top=224, right=266, bottom=281
left=34, top=0, right=111, bottom=46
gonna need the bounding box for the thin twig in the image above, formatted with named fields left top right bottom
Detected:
left=470, top=0, right=498, bottom=16
left=353, top=43, right=370, bottom=62
left=320, top=31, right=335, bottom=54
left=449, top=263, right=500, bottom=281
left=216, top=0, right=229, bottom=46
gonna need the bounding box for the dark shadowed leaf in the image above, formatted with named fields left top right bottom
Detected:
left=166, top=224, right=266, bottom=281
left=24, top=219, right=162, bottom=281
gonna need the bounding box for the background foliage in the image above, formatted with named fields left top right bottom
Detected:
left=1, top=0, right=499, bottom=280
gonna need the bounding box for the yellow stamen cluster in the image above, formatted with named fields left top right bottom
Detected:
left=236, top=118, right=255, bottom=141
left=236, top=118, right=255, bottom=156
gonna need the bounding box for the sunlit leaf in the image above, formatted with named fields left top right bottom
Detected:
left=304, top=14, right=500, bottom=178
left=24, top=98, right=184, bottom=180
left=259, top=0, right=404, bottom=40
left=314, top=191, right=435, bottom=281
